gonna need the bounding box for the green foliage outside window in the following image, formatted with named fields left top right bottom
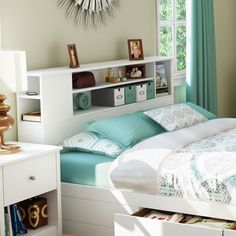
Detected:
left=159, top=0, right=186, bottom=72
left=160, top=0, right=172, bottom=21
left=160, top=25, right=173, bottom=57
left=176, top=0, right=186, bottom=20
left=176, top=24, right=186, bottom=71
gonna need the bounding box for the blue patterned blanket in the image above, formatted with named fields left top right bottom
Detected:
left=110, top=119, right=236, bottom=205
left=159, top=128, right=236, bottom=204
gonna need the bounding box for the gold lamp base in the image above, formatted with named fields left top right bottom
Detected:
left=0, top=93, right=20, bottom=155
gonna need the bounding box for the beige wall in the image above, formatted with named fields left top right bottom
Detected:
left=0, top=0, right=156, bottom=70
left=214, top=0, right=236, bottom=117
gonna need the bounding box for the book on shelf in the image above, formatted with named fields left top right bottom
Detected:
left=5, top=204, right=27, bottom=236
left=156, top=86, right=169, bottom=97
left=22, top=111, right=41, bottom=122
left=156, top=63, right=168, bottom=94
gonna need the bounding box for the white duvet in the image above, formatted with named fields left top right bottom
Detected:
left=109, top=119, right=236, bottom=203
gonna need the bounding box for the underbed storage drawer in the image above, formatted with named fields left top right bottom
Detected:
left=115, top=209, right=236, bottom=236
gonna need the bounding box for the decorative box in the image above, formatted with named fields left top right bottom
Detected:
left=146, top=82, right=155, bottom=100
left=72, top=71, right=95, bottom=89
left=136, top=84, right=147, bottom=102
left=18, top=197, right=48, bottom=229
left=125, top=85, right=136, bottom=104
left=92, top=87, right=125, bottom=107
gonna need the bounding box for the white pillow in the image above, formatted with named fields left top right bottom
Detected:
left=61, top=131, right=124, bottom=158
left=144, top=103, right=208, bottom=132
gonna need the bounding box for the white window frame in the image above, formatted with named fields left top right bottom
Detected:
left=157, top=0, right=186, bottom=78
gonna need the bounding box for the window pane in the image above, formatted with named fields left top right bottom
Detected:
left=176, top=24, right=186, bottom=71
left=160, top=0, right=172, bottom=21
left=160, top=25, right=173, bottom=57
left=176, top=0, right=186, bottom=20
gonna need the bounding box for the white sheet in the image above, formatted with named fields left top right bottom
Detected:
left=96, top=162, right=112, bottom=187
left=109, top=118, right=236, bottom=194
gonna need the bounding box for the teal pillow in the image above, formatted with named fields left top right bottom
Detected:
left=185, top=102, right=216, bottom=120
left=87, top=112, right=165, bottom=148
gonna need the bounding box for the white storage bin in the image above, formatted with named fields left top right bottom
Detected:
left=115, top=208, right=233, bottom=236
left=92, top=87, right=125, bottom=107
left=136, top=84, right=147, bottom=102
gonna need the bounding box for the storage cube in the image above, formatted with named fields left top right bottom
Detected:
left=136, top=84, right=147, bottom=102
left=92, top=87, right=125, bottom=107
left=18, top=197, right=48, bottom=229
left=146, top=81, right=155, bottom=100
left=125, top=85, right=136, bottom=104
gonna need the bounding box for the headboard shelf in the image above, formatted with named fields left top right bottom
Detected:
left=73, top=95, right=173, bottom=117
left=27, top=56, right=172, bottom=77
left=72, top=77, right=154, bottom=93
left=17, top=57, right=174, bottom=145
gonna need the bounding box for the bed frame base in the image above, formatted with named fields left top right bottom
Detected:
left=61, top=183, right=236, bottom=236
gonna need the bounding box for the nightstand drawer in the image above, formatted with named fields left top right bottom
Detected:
left=3, top=153, right=57, bottom=206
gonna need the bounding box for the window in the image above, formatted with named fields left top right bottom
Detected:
left=158, top=0, right=186, bottom=75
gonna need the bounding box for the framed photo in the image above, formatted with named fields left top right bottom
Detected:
left=67, top=44, right=80, bottom=68
left=127, top=39, right=144, bottom=60
left=125, top=64, right=145, bottom=79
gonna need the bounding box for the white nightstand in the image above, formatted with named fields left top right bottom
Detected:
left=0, top=142, right=62, bottom=236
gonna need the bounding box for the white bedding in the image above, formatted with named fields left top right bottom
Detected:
left=109, top=119, right=236, bottom=200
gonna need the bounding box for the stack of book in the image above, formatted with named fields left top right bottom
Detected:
left=156, top=86, right=168, bottom=97
left=21, top=111, right=41, bottom=122
left=5, top=204, right=27, bottom=236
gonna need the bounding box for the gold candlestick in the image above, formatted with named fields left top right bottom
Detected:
left=0, top=93, right=20, bottom=154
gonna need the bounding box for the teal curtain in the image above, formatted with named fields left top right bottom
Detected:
left=187, top=0, right=217, bottom=114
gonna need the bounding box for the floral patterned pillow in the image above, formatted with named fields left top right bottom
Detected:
left=61, top=131, right=124, bottom=158
left=144, top=103, right=208, bottom=132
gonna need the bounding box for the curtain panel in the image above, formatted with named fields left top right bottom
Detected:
left=187, top=0, right=217, bottom=114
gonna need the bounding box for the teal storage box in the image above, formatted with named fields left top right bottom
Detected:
left=125, top=85, right=136, bottom=104
left=146, top=81, right=155, bottom=100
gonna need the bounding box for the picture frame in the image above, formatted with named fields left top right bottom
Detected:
left=67, top=44, right=80, bottom=68
left=125, top=64, right=145, bottom=79
left=127, top=39, right=144, bottom=60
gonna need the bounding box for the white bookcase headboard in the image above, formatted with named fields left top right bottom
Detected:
left=17, top=56, right=174, bottom=145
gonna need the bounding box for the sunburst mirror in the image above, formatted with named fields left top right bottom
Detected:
left=59, top=0, right=120, bottom=29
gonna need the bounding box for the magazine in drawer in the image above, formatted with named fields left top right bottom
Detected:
left=115, top=209, right=223, bottom=236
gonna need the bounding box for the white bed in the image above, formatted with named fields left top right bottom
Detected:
left=60, top=117, right=236, bottom=236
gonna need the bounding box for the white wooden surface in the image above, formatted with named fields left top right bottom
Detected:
left=63, top=220, right=113, bottom=236
left=27, top=57, right=172, bottom=77
left=0, top=142, right=62, bottom=236
left=225, top=229, right=236, bottom=236
left=3, top=153, right=56, bottom=206
left=61, top=183, right=236, bottom=236
left=73, top=77, right=154, bottom=93
left=115, top=212, right=222, bottom=236
left=62, top=197, right=139, bottom=227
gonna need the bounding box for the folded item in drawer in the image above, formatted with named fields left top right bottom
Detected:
left=143, top=209, right=236, bottom=230
left=193, top=218, right=236, bottom=230
left=144, top=210, right=172, bottom=221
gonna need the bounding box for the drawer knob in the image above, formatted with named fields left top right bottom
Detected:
left=29, top=176, right=36, bottom=181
